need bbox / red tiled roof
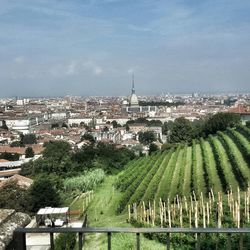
[0,174,33,189]
[229,105,250,114]
[0,145,44,155]
[0,159,9,163]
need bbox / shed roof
[37,207,69,215]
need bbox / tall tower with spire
[129,74,139,106]
[131,73,135,94]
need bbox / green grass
[84,176,166,250]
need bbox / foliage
[64,169,105,192]
[182,146,192,196]
[0,180,29,212]
[62,122,68,128]
[147,120,162,127]
[1,120,8,130]
[51,123,59,128]
[10,141,22,147]
[25,147,34,158]
[117,153,160,212]
[155,147,181,201]
[111,120,121,128]
[200,138,222,193]
[43,141,71,160]
[208,135,238,191]
[227,128,250,164]
[0,152,20,161]
[138,101,184,107]
[21,133,37,145]
[73,142,135,174]
[141,149,173,203]
[127,152,166,206]
[126,118,162,127]
[55,233,76,250]
[246,121,250,128]
[217,131,250,190]
[162,120,174,135]
[138,131,156,145]
[22,140,134,176]
[149,143,159,155]
[203,112,240,136]
[81,133,95,143]
[28,174,61,212]
[169,117,194,144]
[191,140,206,195]
[115,126,250,208]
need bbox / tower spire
[132,73,135,94]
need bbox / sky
[0,0,250,97]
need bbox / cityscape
[1,0,250,249]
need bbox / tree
[138,131,156,145]
[125,124,130,131]
[203,112,241,136]
[29,174,61,212]
[25,147,34,158]
[0,180,29,212]
[21,133,37,145]
[162,121,174,135]
[111,120,121,128]
[81,133,95,143]
[1,120,8,130]
[62,122,68,128]
[149,143,159,155]
[0,152,20,161]
[10,141,22,147]
[169,117,194,144]
[43,141,71,161]
[51,123,59,129]
[102,126,109,132]
[147,120,162,127]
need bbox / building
[122,76,157,114]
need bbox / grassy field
[84,176,165,250]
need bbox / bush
[64,169,105,192]
[55,233,76,250]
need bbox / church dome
[129,93,139,106]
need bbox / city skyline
[0,0,250,97]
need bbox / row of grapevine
[192,140,206,195]
[200,138,222,193]
[168,147,185,199]
[127,151,168,206]
[217,131,250,189]
[115,157,145,190]
[117,154,158,192]
[117,152,162,212]
[115,126,250,209]
[227,128,250,164]
[155,147,182,202]
[141,149,174,204]
[236,125,250,141]
[208,135,238,191]
[182,146,192,196]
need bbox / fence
[13,227,250,250]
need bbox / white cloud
[14,57,25,63]
[127,68,134,74]
[93,66,103,75]
[66,61,78,75]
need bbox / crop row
[116,127,250,208]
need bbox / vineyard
[116,126,250,217]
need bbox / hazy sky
[0,0,250,97]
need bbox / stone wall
[0,209,31,249]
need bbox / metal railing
[13,227,250,250]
